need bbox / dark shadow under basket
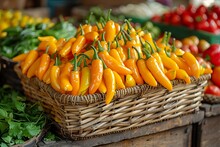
[0,56,23,92]
[203,94,220,104]
[14,64,211,140]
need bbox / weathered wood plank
[200,104,220,117]
[100,126,192,147]
[199,116,220,147]
[40,112,203,147]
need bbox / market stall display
[13,12,211,140]
[1,1,220,146]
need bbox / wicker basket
[0,56,23,92]
[14,64,210,140]
[203,94,220,104]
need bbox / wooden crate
[196,104,220,147]
[38,111,204,147]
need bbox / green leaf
[15,101,26,112]
[0,143,8,147]
[23,123,41,137]
[2,135,12,144]
[0,108,8,119]
[15,139,24,145]
[0,122,8,134]
[8,121,22,137]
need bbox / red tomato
[211,66,220,87]
[189,44,198,55]
[205,85,220,96]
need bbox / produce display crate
[14,64,211,140]
[38,111,204,147]
[152,22,220,44]
[196,104,220,147]
[0,56,23,92]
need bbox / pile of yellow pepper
[13,12,212,104]
[0,9,53,37]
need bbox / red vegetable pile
[151,4,220,34]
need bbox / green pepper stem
[95,22,101,30]
[100,58,107,69]
[72,54,78,71]
[80,24,84,36]
[142,49,151,60]
[97,40,105,52]
[107,9,112,21]
[127,48,131,59]
[171,38,176,52]
[132,46,141,59]
[125,19,132,30]
[91,45,99,59]
[107,42,111,52]
[153,40,161,52]
[145,41,155,54]
[101,32,106,41]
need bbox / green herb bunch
[0,85,46,146]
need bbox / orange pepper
[89,46,103,94]
[50,65,62,93]
[142,32,156,50]
[115,39,126,62]
[98,78,107,93]
[71,35,86,55]
[42,59,55,84]
[104,11,116,42]
[70,54,80,95]
[56,38,66,51]
[36,53,50,80]
[124,48,144,85]
[182,52,200,79]
[26,57,41,78]
[143,40,165,72]
[125,74,136,87]
[165,69,176,80]
[85,31,99,42]
[12,53,27,62]
[133,47,157,87]
[143,50,173,91]
[114,22,121,35]
[21,50,39,74]
[38,36,57,43]
[109,49,124,66]
[176,69,191,84]
[113,71,125,89]
[97,41,132,75]
[59,37,76,57]
[84,25,92,34]
[170,53,192,76]
[103,60,116,104]
[78,55,91,95]
[59,62,73,92]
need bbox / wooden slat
[39,111,204,147]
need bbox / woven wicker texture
[0,56,23,92]
[14,64,211,140]
[203,94,220,104]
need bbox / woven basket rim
[14,64,211,105]
[203,94,220,104]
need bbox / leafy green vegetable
[0,85,46,146]
[0,20,76,59]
